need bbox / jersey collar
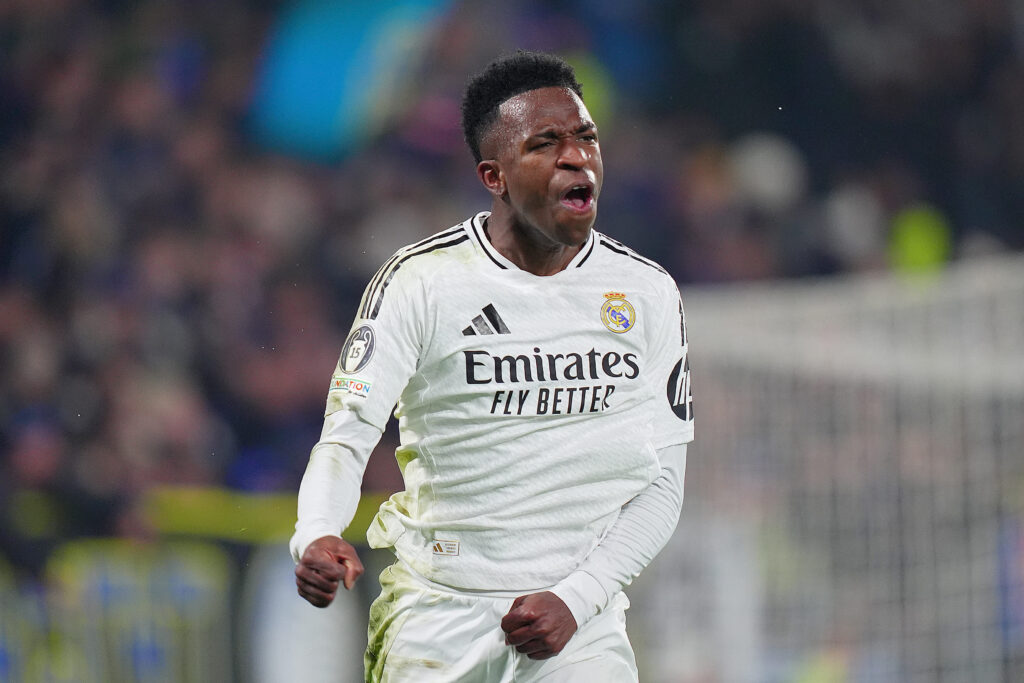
[469,212,597,273]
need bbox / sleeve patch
[666,354,693,421]
[329,376,372,398]
[339,325,375,374]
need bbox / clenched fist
[501,591,578,660]
[294,535,364,607]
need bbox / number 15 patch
[339,325,375,374]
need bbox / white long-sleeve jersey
[292,212,694,606]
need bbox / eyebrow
[529,122,597,140]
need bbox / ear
[476,160,506,199]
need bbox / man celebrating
[291,51,694,682]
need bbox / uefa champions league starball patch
[600,292,635,333]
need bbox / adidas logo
[462,303,510,336]
[432,540,460,556]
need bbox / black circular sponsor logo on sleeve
[339,325,375,374]
[666,355,693,421]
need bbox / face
[479,87,603,249]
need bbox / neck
[484,207,585,276]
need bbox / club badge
[600,292,635,333]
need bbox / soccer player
[291,51,694,682]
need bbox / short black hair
[461,51,584,163]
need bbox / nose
[556,140,590,170]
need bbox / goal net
[630,254,1024,683]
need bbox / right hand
[294,535,364,607]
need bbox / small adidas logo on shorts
[432,540,460,556]
[462,304,510,336]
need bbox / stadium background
[1,0,1023,681]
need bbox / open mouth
[560,184,594,212]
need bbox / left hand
[500,591,578,660]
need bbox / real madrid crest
[600,292,635,333]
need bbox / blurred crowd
[1,0,1022,575]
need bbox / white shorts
[365,562,638,682]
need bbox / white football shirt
[320,212,693,591]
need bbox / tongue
[563,190,588,209]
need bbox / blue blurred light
[248,0,451,162]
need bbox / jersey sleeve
[324,252,426,431]
[551,442,687,626]
[290,254,424,562]
[289,410,383,561]
[646,275,694,449]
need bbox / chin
[564,209,597,235]
[557,220,594,246]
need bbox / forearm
[551,443,687,626]
[289,410,382,562]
